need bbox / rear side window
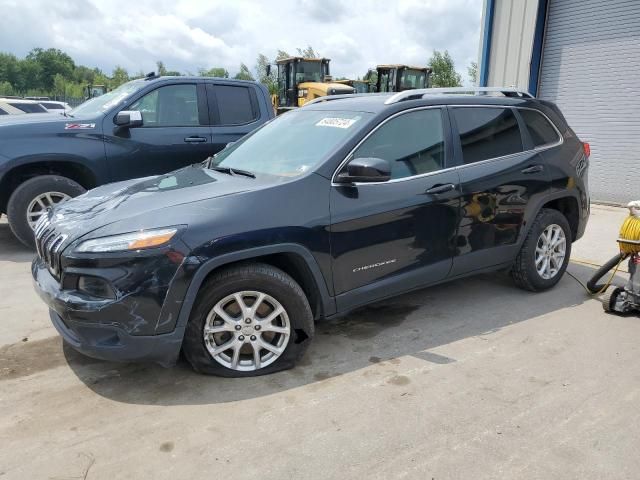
[10,102,47,113]
[214,85,257,125]
[0,107,7,115]
[352,108,445,180]
[453,107,523,164]
[519,109,560,147]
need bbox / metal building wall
[537,0,640,204]
[481,0,539,91]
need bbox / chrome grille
[34,217,67,280]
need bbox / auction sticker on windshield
[316,117,359,129]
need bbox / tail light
[583,142,590,157]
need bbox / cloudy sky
[0,0,483,81]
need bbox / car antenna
[145,71,157,80]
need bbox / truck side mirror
[266,65,271,77]
[115,110,143,128]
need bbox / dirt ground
[1,204,638,480]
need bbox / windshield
[400,69,427,89]
[70,80,146,117]
[212,109,373,177]
[295,61,327,83]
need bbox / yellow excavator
[367,65,432,93]
[269,57,355,114]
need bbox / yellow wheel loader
[269,57,355,114]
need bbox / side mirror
[337,157,391,183]
[114,110,143,128]
[266,65,272,77]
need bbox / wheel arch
[175,244,336,331]
[0,157,97,213]
[519,191,581,246]
[539,195,580,241]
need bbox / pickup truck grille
[34,218,67,280]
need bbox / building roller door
[538,0,640,204]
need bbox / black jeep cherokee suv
[32,88,590,377]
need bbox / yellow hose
[618,215,640,254]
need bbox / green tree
[52,73,67,97]
[16,58,42,91]
[233,63,254,81]
[111,66,129,87]
[468,61,478,85]
[255,53,277,94]
[199,67,229,78]
[0,81,14,96]
[156,61,168,76]
[296,46,319,58]
[428,50,462,88]
[26,48,75,90]
[0,53,20,86]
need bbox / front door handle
[184,136,207,143]
[425,183,456,195]
[521,165,544,174]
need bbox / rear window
[519,109,560,147]
[214,85,257,125]
[10,102,47,113]
[40,102,64,109]
[453,107,523,164]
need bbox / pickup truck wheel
[511,208,572,292]
[7,175,85,248]
[183,263,314,377]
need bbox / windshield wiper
[229,168,256,178]
[209,165,255,178]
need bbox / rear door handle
[184,136,207,143]
[425,183,456,195]
[521,165,544,174]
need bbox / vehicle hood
[0,112,70,126]
[45,164,267,245]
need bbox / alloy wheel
[203,290,291,371]
[535,224,566,280]
[26,192,71,230]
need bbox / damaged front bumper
[31,250,199,366]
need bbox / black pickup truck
[0,74,274,247]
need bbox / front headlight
[75,227,178,253]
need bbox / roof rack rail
[384,87,534,105]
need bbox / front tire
[7,175,85,248]
[183,263,314,377]
[511,208,572,292]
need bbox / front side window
[453,107,523,164]
[130,84,199,127]
[351,109,445,180]
[214,85,256,125]
[213,109,373,177]
[519,109,560,147]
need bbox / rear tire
[183,263,314,377]
[511,208,572,292]
[7,175,85,248]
